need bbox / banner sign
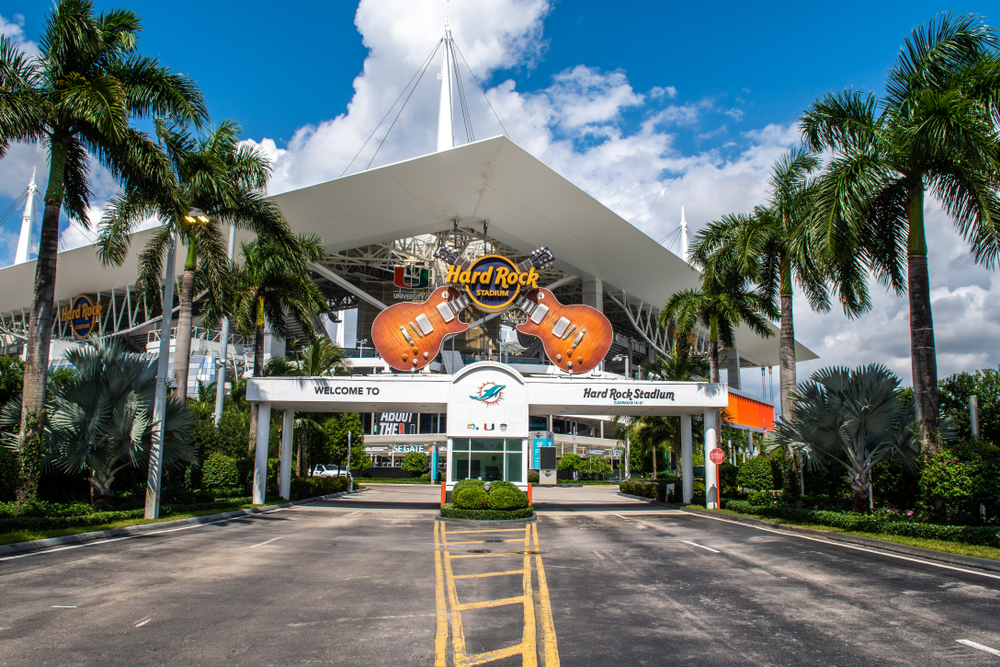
[374,412,417,435]
[446,255,540,312]
[392,444,425,454]
[587,448,604,456]
[63,294,103,338]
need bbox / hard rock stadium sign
[371,246,614,375]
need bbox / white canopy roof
[0,135,815,367]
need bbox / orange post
[441,482,446,507]
[716,463,721,509]
[527,482,533,506]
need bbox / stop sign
[709,448,725,465]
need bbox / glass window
[505,438,522,451]
[451,452,470,481]
[452,438,470,450]
[470,451,504,481]
[505,453,523,483]
[471,438,504,452]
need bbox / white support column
[748,430,755,457]
[703,410,718,509]
[681,414,693,504]
[15,166,37,265]
[279,409,294,500]
[253,402,272,505]
[436,20,454,152]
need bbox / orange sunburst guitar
[514,288,614,374]
[371,286,473,371]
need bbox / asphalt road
[1,485,999,666]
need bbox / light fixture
[184,207,210,224]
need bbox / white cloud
[0,13,38,57]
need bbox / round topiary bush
[736,455,775,491]
[454,486,490,509]
[453,478,485,496]
[487,486,529,510]
[202,452,240,490]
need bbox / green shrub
[453,478,485,496]
[488,486,529,510]
[420,473,430,481]
[527,471,540,484]
[736,456,775,491]
[439,503,534,520]
[401,452,429,473]
[202,453,241,490]
[454,487,490,509]
[289,476,350,501]
[747,490,774,507]
[618,481,663,501]
[0,447,19,502]
[722,501,1000,547]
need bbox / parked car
[312,464,349,477]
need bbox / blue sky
[0,0,998,392]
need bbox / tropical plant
[800,13,1000,452]
[230,234,328,454]
[556,452,583,471]
[938,366,1000,443]
[97,119,294,401]
[0,338,196,507]
[614,416,673,478]
[659,264,777,384]
[769,364,921,511]
[0,0,207,499]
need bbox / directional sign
[709,448,725,465]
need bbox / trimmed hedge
[440,503,534,521]
[724,500,1000,547]
[619,481,663,501]
[0,498,251,534]
[202,452,241,490]
[487,485,529,510]
[289,476,351,500]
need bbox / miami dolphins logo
[470,381,505,406]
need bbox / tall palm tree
[229,234,328,453]
[770,364,921,512]
[691,149,862,419]
[0,0,206,486]
[801,13,1000,453]
[658,266,777,384]
[97,119,295,402]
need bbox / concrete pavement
[1,484,999,666]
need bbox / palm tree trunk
[906,186,939,454]
[651,440,657,478]
[297,430,308,476]
[849,470,869,513]
[173,242,198,402]
[247,321,266,456]
[778,269,803,495]
[708,314,720,384]
[19,144,67,503]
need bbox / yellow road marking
[452,570,523,580]
[533,523,560,666]
[434,521,449,667]
[434,520,559,666]
[447,539,509,546]
[445,528,526,534]
[457,595,527,611]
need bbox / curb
[617,492,668,504]
[679,505,1000,574]
[0,488,367,557]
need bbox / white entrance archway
[247,362,730,507]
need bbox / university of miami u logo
[393,266,429,289]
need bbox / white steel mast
[14,166,37,264]
[436,6,454,152]
[680,205,689,264]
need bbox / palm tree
[800,13,1000,453]
[0,0,207,464]
[691,149,869,419]
[770,364,921,512]
[229,234,328,453]
[97,119,295,402]
[658,265,777,384]
[1,337,196,508]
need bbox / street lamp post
[145,208,209,520]
[213,223,237,423]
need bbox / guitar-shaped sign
[371,285,473,371]
[371,246,554,372]
[513,288,614,374]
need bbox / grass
[696,507,1000,563]
[0,503,264,547]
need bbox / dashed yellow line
[452,569,523,580]
[434,521,449,667]
[533,522,560,666]
[457,595,527,611]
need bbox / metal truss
[605,291,711,359]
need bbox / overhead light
[184,207,210,224]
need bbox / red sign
[709,448,725,465]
